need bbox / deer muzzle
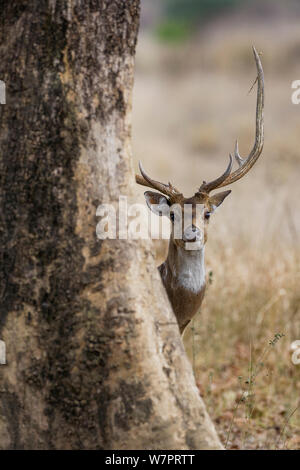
[183,225,203,243]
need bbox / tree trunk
[0,0,222,450]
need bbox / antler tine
[136,161,182,199]
[218,46,264,188]
[234,139,244,167]
[199,154,233,194]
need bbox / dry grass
[132,14,300,449]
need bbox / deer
[136,47,264,334]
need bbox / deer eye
[204,211,211,220]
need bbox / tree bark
[0,0,222,449]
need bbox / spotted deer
[136,47,264,334]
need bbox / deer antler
[198,154,233,194]
[136,161,183,200]
[199,46,264,194]
[136,47,264,199]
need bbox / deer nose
[183,225,203,242]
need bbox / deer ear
[209,190,231,211]
[144,191,170,216]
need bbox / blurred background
[132,0,300,450]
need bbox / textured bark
[0,0,222,449]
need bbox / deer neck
[165,241,206,294]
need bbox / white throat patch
[176,247,205,293]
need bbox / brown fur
[159,260,206,334]
[145,191,231,333]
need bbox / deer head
[136,47,264,251]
